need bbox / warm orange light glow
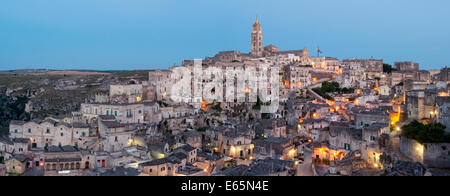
[299,118,304,123]
[313,113,319,118]
[312,77,317,82]
[230,146,236,153]
[390,105,401,130]
[284,81,290,88]
[296,82,302,87]
[244,88,250,94]
[356,89,362,95]
[438,92,449,97]
[201,99,210,111]
[354,99,359,106]
[39,162,44,167]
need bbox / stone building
[80,102,145,124]
[5,154,32,175]
[0,137,29,155]
[353,108,389,129]
[283,65,312,90]
[9,119,90,149]
[342,58,383,73]
[251,18,263,57]
[0,164,5,176]
[395,61,419,71]
[138,145,198,176]
[212,158,294,176]
[138,157,182,176]
[255,119,287,138]
[436,67,450,81]
[207,126,255,160]
[436,96,450,133]
[263,44,278,56]
[400,137,450,169]
[148,70,173,101]
[310,57,341,71]
[298,118,330,141]
[97,116,134,153]
[253,137,297,160]
[361,123,389,144]
[194,151,224,175]
[43,145,83,176]
[329,126,363,151]
[109,82,143,104]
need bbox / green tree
[402,120,450,143]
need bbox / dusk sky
[0,0,449,70]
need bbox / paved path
[389,136,412,162]
[296,146,313,176]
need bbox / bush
[212,103,222,112]
[402,120,450,143]
[383,64,395,74]
[197,126,209,132]
[252,97,262,110]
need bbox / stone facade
[81,103,145,124]
[9,120,89,149]
[395,61,419,71]
[251,18,263,57]
[400,137,450,169]
[436,96,450,133]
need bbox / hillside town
[1,19,449,176]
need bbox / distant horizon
[1,0,449,71]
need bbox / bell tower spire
[251,18,263,57]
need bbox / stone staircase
[388,136,412,162]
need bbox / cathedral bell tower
[251,18,263,57]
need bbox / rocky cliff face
[0,70,150,136]
[0,95,30,135]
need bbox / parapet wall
[400,136,450,168]
[423,143,450,168]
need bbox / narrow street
[297,147,313,176]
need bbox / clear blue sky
[0,0,449,70]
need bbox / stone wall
[400,136,450,168]
[423,143,450,168]
[400,136,423,163]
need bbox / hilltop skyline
[1,0,450,71]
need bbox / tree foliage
[402,120,450,143]
[383,64,396,74]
